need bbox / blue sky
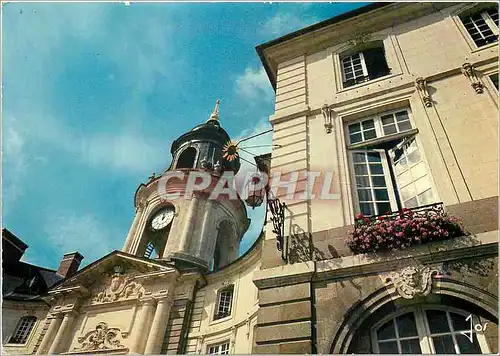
[2,2,369,270]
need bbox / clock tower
[121,101,249,272]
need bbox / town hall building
[3,2,499,354]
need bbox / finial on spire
[207,99,220,122]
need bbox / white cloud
[82,132,165,173]
[260,12,317,37]
[42,211,115,266]
[235,67,273,100]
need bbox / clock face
[151,208,175,231]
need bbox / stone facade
[3,2,498,355]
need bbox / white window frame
[371,306,491,354]
[345,108,415,146]
[208,340,230,355]
[457,5,499,49]
[345,108,439,216]
[213,285,234,321]
[341,52,368,83]
[349,149,399,216]
[6,316,38,345]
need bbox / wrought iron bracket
[268,197,287,261]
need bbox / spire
[207,99,220,123]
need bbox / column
[36,314,63,355]
[47,312,76,354]
[122,207,144,253]
[130,299,156,354]
[179,194,199,252]
[197,200,214,262]
[144,298,174,354]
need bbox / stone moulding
[74,322,125,352]
[415,77,432,107]
[461,62,484,94]
[385,264,439,299]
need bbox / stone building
[2,2,498,355]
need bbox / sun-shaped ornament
[222,141,240,162]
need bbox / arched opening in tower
[176,147,197,169]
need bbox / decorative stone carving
[75,322,125,351]
[93,266,144,304]
[461,62,484,94]
[321,104,335,134]
[415,77,432,107]
[386,265,438,299]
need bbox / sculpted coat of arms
[93,266,143,303]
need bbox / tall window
[208,341,230,355]
[346,109,437,216]
[341,43,391,88]
[214,286,234,320]
[8,316,37,344]
[373,307,490,354]
[460,6,499,47]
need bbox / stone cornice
[253,231,498,289]
[259,3,457,87]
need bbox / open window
[460,5,498,47]
[346,109,437,216]
[214,285,234,320]
[340,41,391,88]
[176,147,197,169]
[8,316,37,344]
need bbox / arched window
[176,147,197,169]
[9,316,37,344]
[372,306,490,354]
[214,285,234,321]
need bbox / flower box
[346,203,466,254]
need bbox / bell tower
[122,101,249,272]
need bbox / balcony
[346,203,466,255]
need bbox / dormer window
[460,6,498,47]
[341,42,391,88]
[214,285,234,320]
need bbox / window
[144,242,156,258]
[373,307,490,354]
[176,147,197,169]
[341,43,391,88]
[460,6,499,47]
[490,73,499,89]
[208,341,230,355]
[9,316,37,344]
[214,286,233,320]
[346,109,437,216]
